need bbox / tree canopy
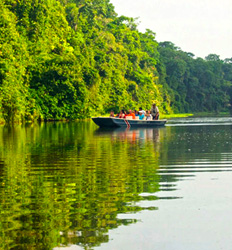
[0,0,232,123]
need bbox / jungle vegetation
[0,0,232,123]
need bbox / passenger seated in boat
[110,110,115,117]
[146,110,152,120]
[139,107,146,115]
[126,109,135,119]
[134,110,139,120]
[118,110,125,118]
[125,115,132,120]
[138,110,145,120]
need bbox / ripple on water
[0,122,232,250]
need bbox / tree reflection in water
[0,122,171,250]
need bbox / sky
[110,0,232,60]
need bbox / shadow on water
[0,120,232,249]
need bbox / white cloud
[110,0,232,59]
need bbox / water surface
[0,119,232,250]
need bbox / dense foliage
[0,0,232,123]
[158,42,232,113]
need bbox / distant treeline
[0,0,232,123]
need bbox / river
[0,118,232,250]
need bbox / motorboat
[92,117,167,128]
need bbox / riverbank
[1,112,231,126]
[193,112,231,117]
[161,113,193,119]
[162,112,232,119]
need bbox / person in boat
[138,110,145,120]
[134,110,139,116]
[126,109,135,119]
[146,110,152,120]
[139,107,146,115]
[134,110,139,120]
[110,110,115,117]
[151,103,159,120]
[118,110,125,118]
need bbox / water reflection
[0,123,164,250]
[0,122,232,250]
[95,127,162,143]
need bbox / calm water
[0,119,232,250]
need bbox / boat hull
[92,117,167,128]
